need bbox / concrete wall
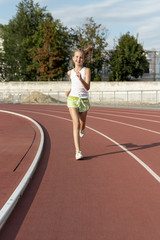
[1,81,160,106]
[1,81,160,93]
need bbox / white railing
[0,90,160,107]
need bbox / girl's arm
[65,89,71,97]
[65,70,71,97]
[76,68,91,91]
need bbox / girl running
[66,46,93,160]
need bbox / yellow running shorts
[67,96,90,112]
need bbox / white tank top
[69,67,88,98]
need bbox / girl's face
[73,50,85,67]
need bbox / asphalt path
[0,104,160,240]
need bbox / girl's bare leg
[69,108,80,152]
[79,111,88,131]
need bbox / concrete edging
[0,110,44,230]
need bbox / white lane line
[86,125,160,183]
[4,108,160,135]
[90,111,160,124]
[91,109,160,118]
[27,108,160,125]
[36,109,160,135]
[88,115,160,135]
[0,110,44,230]
[11,109,160,183]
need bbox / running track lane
[0,110,43,229]
[1,104,160,239]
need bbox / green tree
[28,19,72,81]
[109,32,149,81]
[0,0,52,81]
[74,17,108,81]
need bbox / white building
[145,50,160,81]
[0,36,4,80]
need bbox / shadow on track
[0,126,51,240]
[81,142,160,161]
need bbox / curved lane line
[14,109,160,183]
[90,111,160,124]
[86,125,160,183]
[0,110,44,230]
[91,109,160,118]
[37,109,160,134]
[88,115,160,135]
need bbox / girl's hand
[65,90,71,97]
[76,71,82,80]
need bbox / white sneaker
[75,151,83,160]
[79,130,85,138]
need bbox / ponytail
[73,45,93,59]
[83,45,93,58]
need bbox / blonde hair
[74,45,93,59]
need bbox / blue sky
[0,0,160,51]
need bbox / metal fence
[0,90,160,108]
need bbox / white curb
[0,110,44,230]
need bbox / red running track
[1,104,160,240]
[0,110,41,210]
